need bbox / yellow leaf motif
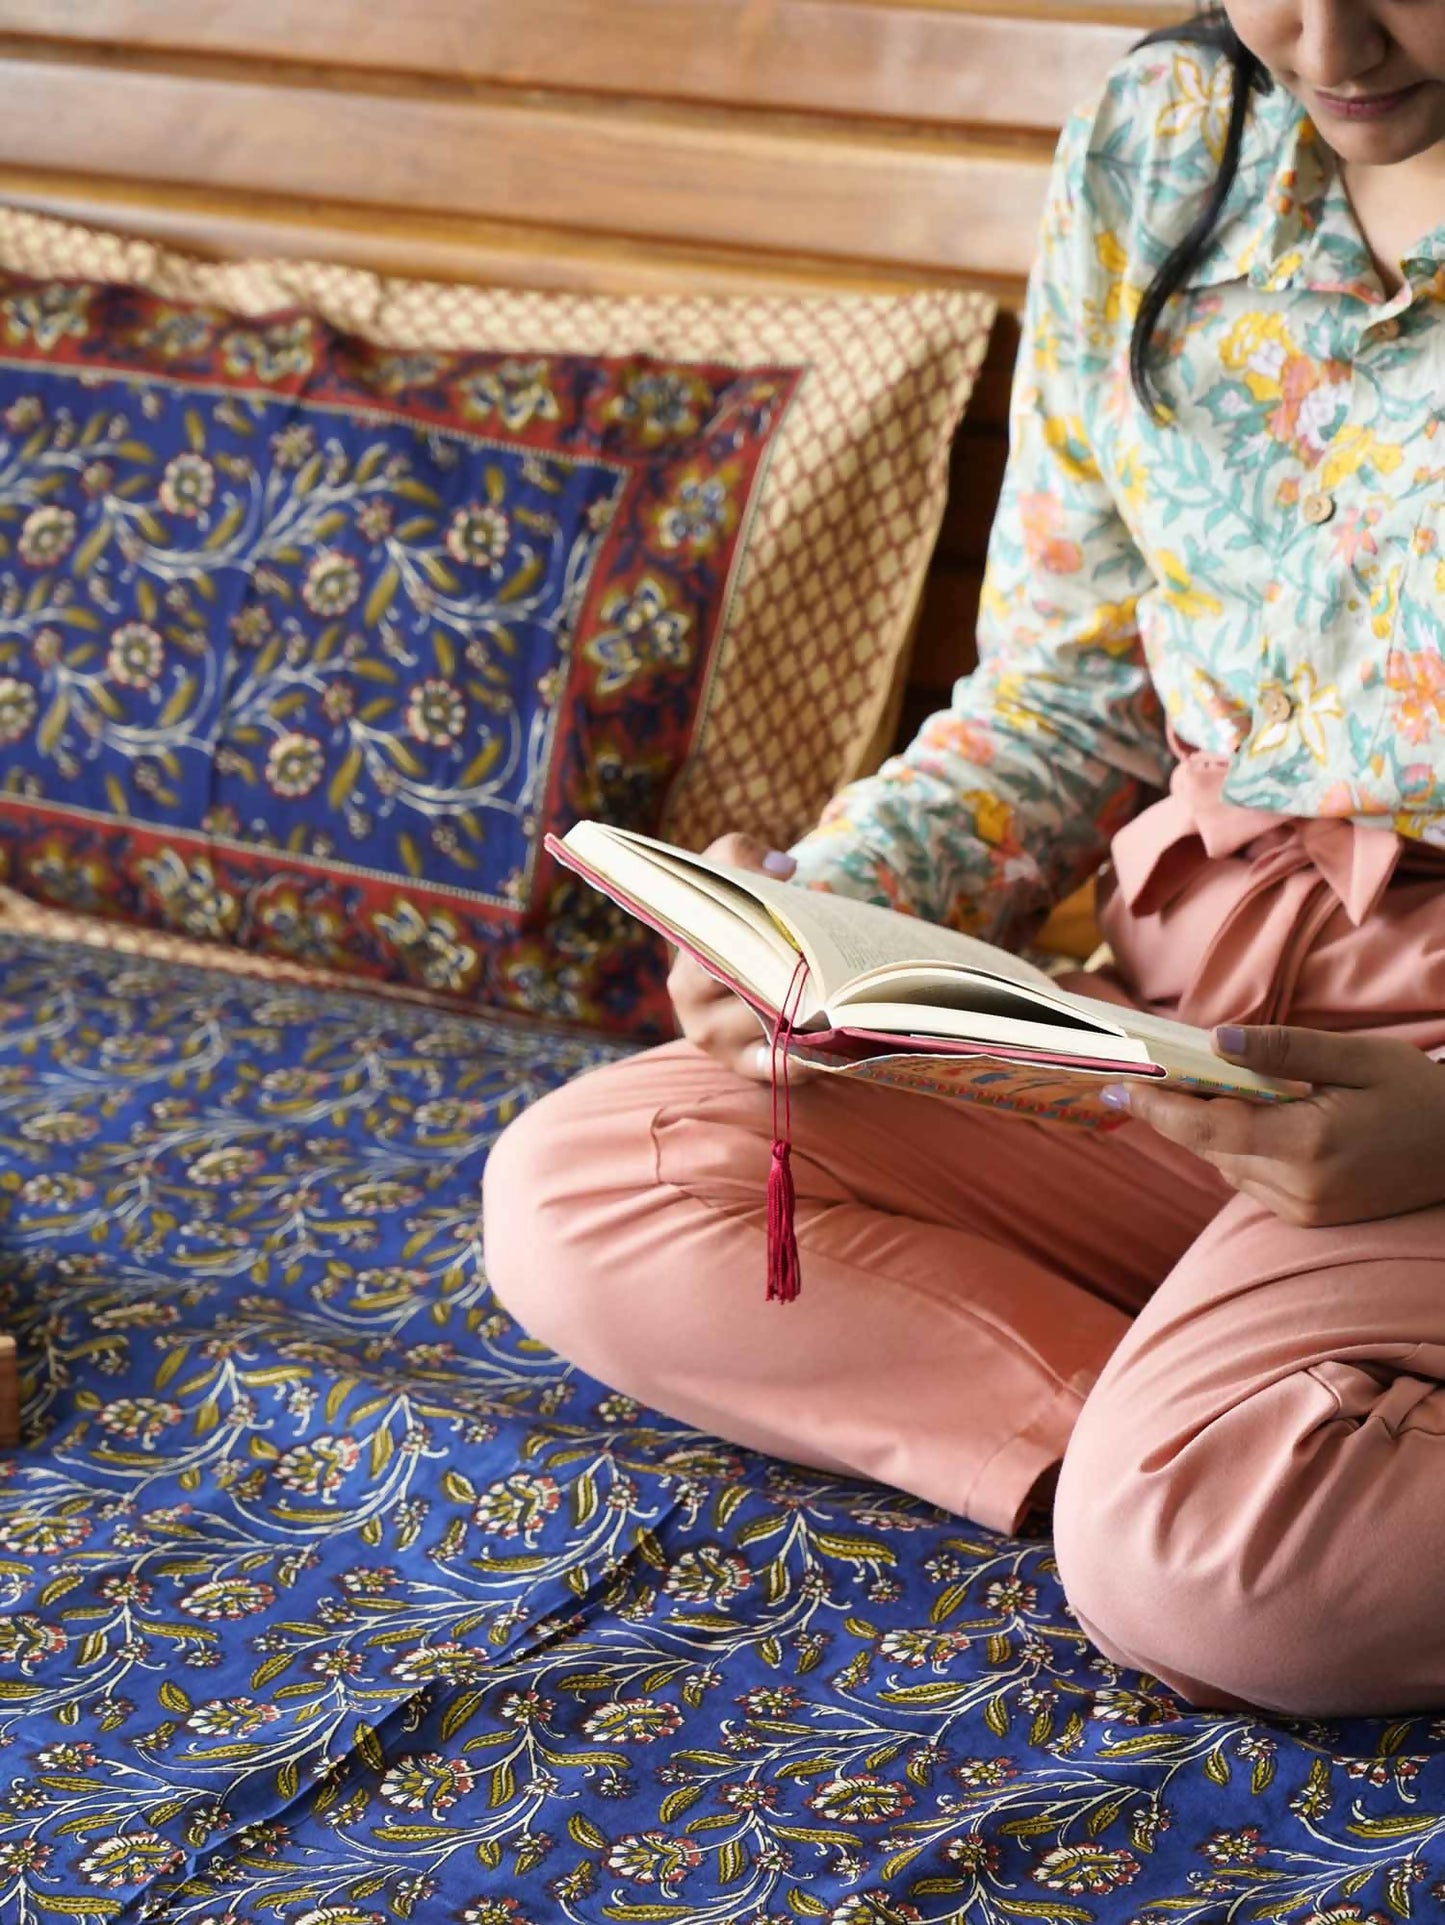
[1114,448,1149,522]
[993,670,1050,736]
[1268,248,1306,287]
[1043,417,1101,485]
[1317,426,1404,493]
[978,574,1011,630]
[1095,232,1128,277]
[966,790,1015,847]
[1031,309,1062,378]
[1075,598,1140,657]
[1155,550,1223,621]
[1095,231,1141,328]
[1369,564,1399,640]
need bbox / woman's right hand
[667,833,805,1083]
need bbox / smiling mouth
[1314,81,1427,118]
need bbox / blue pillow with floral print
[0,273,804,1034]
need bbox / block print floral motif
[652,468,739,556]
[793,41,1445,937]
[0,273,803,1031]
[207,435,622,904]
[0,931,1439,1921]
[0,282,92,352]
[1385,644,1445,744]
[1250,663,1345,763]
[584,575,693,696]
[459,356,561,432]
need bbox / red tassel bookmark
[766,958,809,1303]
[766,1140,800,1303]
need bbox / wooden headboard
[0,0,1173,736]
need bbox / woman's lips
[1314,80,1426,120]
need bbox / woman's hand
[668,833,810,1084]
[1106,1026,1445,1227]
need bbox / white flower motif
[1249,663,1343,764]
[107,622,165,689]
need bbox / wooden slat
[0,50,1058,282]
[0,2,1161,133]
[0,166,1029,303]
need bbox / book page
[1091,1001,1309,1100]
[1026,980,1308,1100]
[582,824,1058,1010]
[680,849,1060,1001]
[560,823,805,1013]
[832,999,1148,1065]
[827,961,1123,1034]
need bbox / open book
[548,821,1305,1128]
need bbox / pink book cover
[785,1039,1140,1130]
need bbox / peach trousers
[484,759,1445,1715]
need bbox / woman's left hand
[1107,1026,1445,1228]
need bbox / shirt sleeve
[788,106,1172,946]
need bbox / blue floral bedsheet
[0,929,1439,1925]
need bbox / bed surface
[0,929,1437,1922]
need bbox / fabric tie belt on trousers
[1096,752,1445,1038]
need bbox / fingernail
[762,850,796,877]
[1214,1026,1247,1056]
[749,1042,773,1080]
[1099,1084,1131,1111]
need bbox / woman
[485,2,1445,1717]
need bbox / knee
[481,1048,689,1366]
[480,1076,599,1329]
[1052,1392,1395,1718]
[1051,1419,1253,1711]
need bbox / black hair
[1128,9,1271,414]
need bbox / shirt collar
[1187,82,1445,299]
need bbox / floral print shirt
[791,41,1445,939]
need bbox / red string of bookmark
[766,957,810,1303]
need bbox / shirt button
[1301,489,1335,525]
[1259,686,1293,725]
[1373,316,1401,340]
